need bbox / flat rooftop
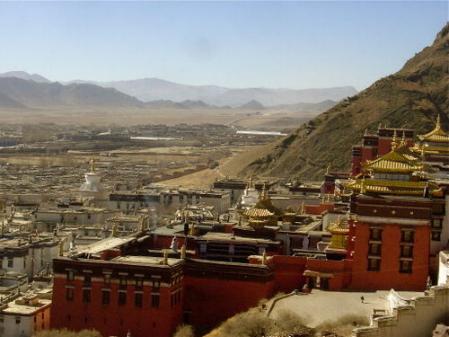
[2,296,51,315]
[113,255,182,267]
[268,289,422,328]
[199,232,278,245]
[78,236,135,254]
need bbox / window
[401,230,414,243]
[65,288,74,301]
[151,294,160,308]
[15,317,21,324]
[119,277,127,290]
[432,231,442,241]
[369,228,382,241]
[83,289,91,303]
[66,270,75,282]
[367,258,380,271]
[152,280,160,290]
[83,274,91,287]
[320,277,329,290]
[432,219,442,229]
[102,290,110,305]
[400,245,413,258]
[400,260,413,273]
[103,274,111,286]
[135,278,143,290]
[118,292,127,306]
[369,243,381,256]
[7,257,13,268]
[135,293,143,308]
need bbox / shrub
[173,324,195,337]
[34,329,102,337]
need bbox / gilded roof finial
[260,183,268,201]
[262,249,267,265]
[400,131,406,147]
[59,239,64,256]
[299,201,305,215]
[163,249,169,265]
[89,158,95,173]
[180,244,186,259]
[326,164,331,175]
[391,130,398,151]
[360,176,366,194]
[111,223,118,237]
[436,114,441,130]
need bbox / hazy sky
[0,1,447,90]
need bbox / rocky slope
[244,24,449,180]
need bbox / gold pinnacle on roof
[391,130,398,151]
[360,176,366,194]
[111,223,118,237]
[180,244,186,259]
[400,131,406,147]
[163,249,169,265]
[418,114,449,143]
[261,183,268,200]
[90,159,96,172]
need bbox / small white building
[0,237,60,277]
[0,292,51,337]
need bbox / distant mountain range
[76,78,357,107]
[0,71,50,83]
[0,77,142,108]
[0,71,356,110]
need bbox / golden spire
[89,159,96,173]
[436,114,441,130]
[360,176,366,194]
[262,249,267,265]
[59,239,64,256]
[391,130,398,151]
[259,183,268,201]
[299,201,305,215]
[400,131,406,147]
[163,249,168,265]
[180,244,186,259]
[326,164,331,175]
[111,223,118,237]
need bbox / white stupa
[240,178,259,210]
[80,159,105,200]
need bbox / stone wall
[353,286,449,337]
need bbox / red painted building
[348,195,432,291]
[51,255,184,337]
[351,127,414,176]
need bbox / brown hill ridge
[243,23,449,180]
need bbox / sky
[0,1,447,90]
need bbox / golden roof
[244,208,274,218]
[345,178,438,196]
[327,220,349,250]
[418,115,449,143]
[363,147,421,173]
